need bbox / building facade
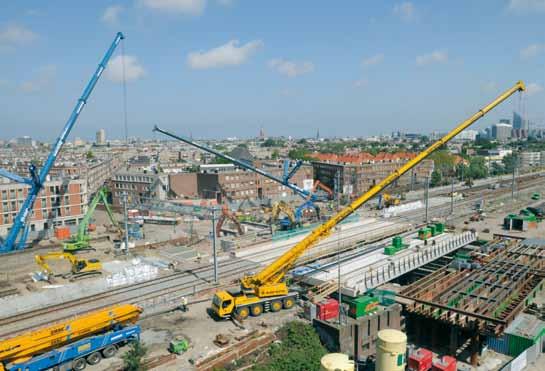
[108,171,169,208]
[0,179,87,236]
[169,164,314,202]
[311,152,434,196]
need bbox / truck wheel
[283,297,295,309]
[236,307,249,320]
[86,352,102,365]
[251,304,263,317]
[102,345,118,358]
[271,300,282,312]
[73,358,87,370]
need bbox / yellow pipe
[242,81,525,289]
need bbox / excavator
[216,204,245,237]
[210,81,525,319]
[377,192,401,209]
[271,200,318,230]
[35,251,102,281]
[63,186,121,253]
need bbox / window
[397,354,404,366]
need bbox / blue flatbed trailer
[4,325,140,371]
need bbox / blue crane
[152,126,329,202]
[0,32,124,253]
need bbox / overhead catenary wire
[121,38,129,144]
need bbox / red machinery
[408,348,433,371]
[432,356,457,371]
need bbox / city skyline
[0,1,544,140]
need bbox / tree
[252,321,327,371]
[467,156,488,179]
[430,170,443,187]
[271,149,280,160]
[122,341,148,371]
[86,150,95,160]
[502,153,518,173]
[288,149,311,161]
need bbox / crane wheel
[271,300,282,312]
[283,297,295,309]
[73,358,87,370]
[86,352,102,365]
[251,304,263,317]
[236,307,249,320]
[102,345,118,358]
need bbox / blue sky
[0,0,544,140]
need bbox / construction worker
[179,296,188,312]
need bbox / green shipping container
[418,228,432,240]
[435,223,445,234]
[428,224,437,236]
[506,334,533,357]
[347,296,380,319]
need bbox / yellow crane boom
[0,304,141,367]
[211,81,525,319]
[241,81,525,291]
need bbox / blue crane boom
[0,32,124,253]
[153,126,327,202]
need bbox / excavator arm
[240,81,525,291]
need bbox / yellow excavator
[378,192,401,209]
[35,251,102,281]
[210,81,525,319]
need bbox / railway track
[1,175,544,339]
[0,257,260,338]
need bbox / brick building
[311,152,434,196]
[0,179,87,236]
[108,171,169,208]
[169,163,314,202]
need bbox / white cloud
[105,55,146,83]
[268,59,314,78]
[362,54,384,67]
[0,24,37,51]
[19,65,56,93]
[416,50,448,66]
[187,40,263,69]
[354,78,368,88]
[526,82,543,96]
[140,0,206,15]
[393,2,416,21]
[520,43,545,59]
[102,5,124,25]
[508,0,545,12]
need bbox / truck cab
[211,291,235,318]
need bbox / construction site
[1,30,545,371]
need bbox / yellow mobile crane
[211,81,526,319]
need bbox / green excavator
[63,186,121,253]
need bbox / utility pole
[336,226,342,324]
[424,175,430,223]
[450,176,455,215]
[122,192,129,255]
[211,207,218,284]
[511,154,517,200]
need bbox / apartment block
[0,179,87,236]
[311,152,434,196]
[108,171,169,208]
[168,164,314,202]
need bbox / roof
[309,151,416,164]
[229,145,254,164]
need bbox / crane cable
[121,39,129,144]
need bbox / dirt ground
[95,298,300,370]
